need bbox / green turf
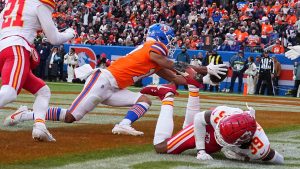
[131,161,201,169]
[0,145,153,169]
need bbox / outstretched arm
[194,110,213,160]
[37,5,75,45]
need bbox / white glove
[203,75,218,86]
[293,75,296,80]
[196,150,213,160]
[206,59,227,79]
[221,148,245,161]
[64,28,76,38]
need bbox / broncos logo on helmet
[147,23,176,58]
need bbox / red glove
[184,67,203,88]
[30,47,40,69]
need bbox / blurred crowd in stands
[1,0,300,53]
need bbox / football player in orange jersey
[141,84,284,164]
[0,0,75,141]
[4,23,227,137]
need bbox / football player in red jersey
[0,0,75,141]
[141,85,284,164]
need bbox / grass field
[0,82,300,169]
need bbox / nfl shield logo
[160,25,169,32]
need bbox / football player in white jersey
[140,85,284,164]
[0,0,75,141]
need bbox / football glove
[196,150,213,160]
[206,59,227,79]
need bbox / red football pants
[166,124,222,154]
[0,46,45,94]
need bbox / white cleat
[3,105,29,126]
[32,122,56,142]
[112,124,144,136]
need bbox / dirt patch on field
[1,109,300,164]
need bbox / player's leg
[22,71,55,141]
[183,85,200,128]
[64,70,113,122]
[103,89,151,136]
[0,46,30,107]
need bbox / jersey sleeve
[150,42,168,57]
[248,123,271,160]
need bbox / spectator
[272,56,281,95]
[293,61,300,97]
[58,45,66,81]
[64,48,78,83]
[271,40,285,54]
[97,53,111,69]
[229,50,248,93]
[222,28,237,51]
[176,46,190,64]
[261,19,274,44]
[36,38,51,80]
[244,56,258,95]
[255,51,274,95]
[47,47,61,82]
[190,52,203,67]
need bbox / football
[209,65,228,83]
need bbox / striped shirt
[259,57,274,73]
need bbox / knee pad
[0,85,17,107]
[36,85,51,99]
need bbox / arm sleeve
[36,5,74,45]
[194,111,208,150]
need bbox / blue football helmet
[147,23,176,58]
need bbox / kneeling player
[141,85,284,164]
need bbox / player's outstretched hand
[196,150,213,160]
[206,60,227,79]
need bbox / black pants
[255,71,274,95]
[293,80,300,97]
[209,85,219,92]
[229,71,243,93]
[272,76,279,95]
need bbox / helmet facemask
[166,35,176,58]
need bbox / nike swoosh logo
[11,112,22,120]
[259,149,266,156]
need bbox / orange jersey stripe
[162,101,173,106]
[40,0,56,9]
[189,91,199,97]
[167,127,194,150]
[12,46,22,89]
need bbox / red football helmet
[214,113,257,147]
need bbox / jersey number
[2,0,25,29]
[250,136,264,155]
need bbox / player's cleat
[3,106,29,126]
[140,84,178,100]
[112,124,144,136]
[32,122,56,142]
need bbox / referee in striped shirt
[255,51,274,95]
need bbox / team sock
[153,97,174,145]
[119,102,150,125]
[45,107,67,122]
[183,85,200,128]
